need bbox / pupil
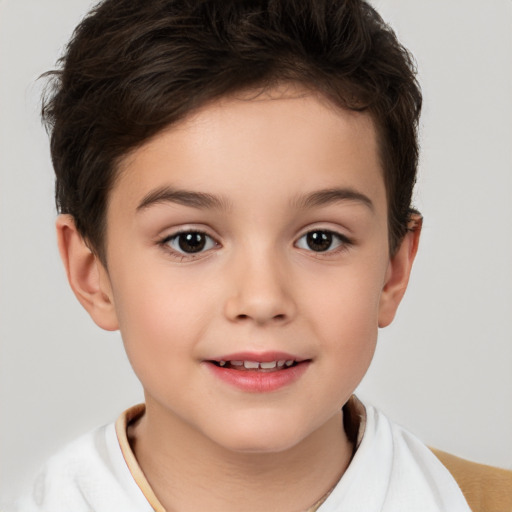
[307,231,332,252]
[178,233,206,253]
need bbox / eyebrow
[292,187,374,211]
[136,185,373,213]
[137,186,231,211]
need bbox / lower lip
[205,361,310,393]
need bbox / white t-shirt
[10,399,471,512]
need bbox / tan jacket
[432,449,512,512]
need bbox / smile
[213,360,297,371]
[205,353,311,392]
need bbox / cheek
[300,259,384,360]
[109,263,214,371]
[306,260,383,321]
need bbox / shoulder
[36,424,112,481]
[322,401,472,511]
[12,422,152,512]
[431,448,512,512]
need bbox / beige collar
[115,396,366,512]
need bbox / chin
[207,418,310,455]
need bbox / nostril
[235,313,287,322]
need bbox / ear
[378,213,422,328]
[56,214,119,331]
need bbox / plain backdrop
[1,0,511,501]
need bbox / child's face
[75,87,413,453]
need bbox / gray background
[1,0,511,501]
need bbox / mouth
[209,359,302,372]
[204,353,311,392]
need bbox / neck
[129,399,353,512]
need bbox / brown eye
[296,230,347,253]
[179,232,206,252]
[306,231,333,251]
[166,231,216,254]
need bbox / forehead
[112,87,386,218]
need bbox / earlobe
[56,214,119,331]
[378,214,422,328]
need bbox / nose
[223,249,297,326]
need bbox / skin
[57,86,420,512]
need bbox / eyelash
[160,230,218,260]
[295,230,352,255]
[159,228,352,260]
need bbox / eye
[164,231,217,254]
[295,230,348,253]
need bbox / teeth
[217,359,296,369]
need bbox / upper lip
[207,351,309,363]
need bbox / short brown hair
[42,0,422,261]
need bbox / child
[10,0,511,511]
